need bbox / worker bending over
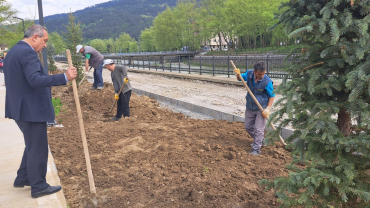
[234,62,275,156]
[103,59,132,121]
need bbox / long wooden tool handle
[230,61,264,111]
[78,67,92,87]
[66,49,97,194]
[230,60,286,146]
[110,79,128,112]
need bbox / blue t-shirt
[240,71,275,97]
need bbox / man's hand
[262,106,271,118]
[234,68,241,75]
[124,78,128,84]
[65,67,77,81]
[115,94,119,101]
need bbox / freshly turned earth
[48,79,291,208]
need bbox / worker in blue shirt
[234,62,275,156]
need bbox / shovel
[78,66,92,87]
[230,60,287,146]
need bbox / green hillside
[41,0,178,41]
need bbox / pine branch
[297,62,325,73]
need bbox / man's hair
[254,62,265,72]
[24,25,47,39]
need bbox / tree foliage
[49,32,66,55]
[142,0,290,51]
[260,0,370,207]
[62,12,84,82]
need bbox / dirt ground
[55,62,283,117]
[48,74,292,208]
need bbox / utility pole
[38,0,48,74]
[13,17,25,35]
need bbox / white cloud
[7,0,109,20]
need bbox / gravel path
[56,62,282,118]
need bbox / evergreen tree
[62,11,83,82]
[47,42,57,71]
[260,0,370,207]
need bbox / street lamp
[13,17,25,35]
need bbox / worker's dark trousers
[116,90,132,118]
[14,120,49,193]
[93,61,104,88]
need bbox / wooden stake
[66,49,97,194]
[230,60,287,146]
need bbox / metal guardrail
[54,54,291,79]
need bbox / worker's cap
[76,45,83,53]
[103,59,114,66]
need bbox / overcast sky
[8,0,109,20]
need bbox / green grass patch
[52,97,63,116]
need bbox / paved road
[0,72,67,208]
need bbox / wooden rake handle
[78,66,92,87]
[230,60,287,146]
[66,49,97,194]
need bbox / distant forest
[40,0,178,41]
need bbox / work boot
[97,86,104,90]
[111,117,121,121]
[249,150,260,156]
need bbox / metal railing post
[246,55,248,72]
[155,57,157,71]
[227,55,230,77]
[266,55,270,75]
[200,56,202,75]
[178,56,181,73]
[162,57,164,71]
[212,56,215,76]
[188,55,190,74]
[170,59,172,72]
[148,56,150,70]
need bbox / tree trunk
[337,108,352,136]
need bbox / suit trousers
[116,90,132,118]
[244,109,266,154]
[14,120,49,193]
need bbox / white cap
[103,59,114,66]
[76,45,83,53]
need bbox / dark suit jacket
[3,41,66,122]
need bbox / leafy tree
[261,0,370,207]
[89,38,106,53]
[198,0,229,49]
[115,32,137,52]
[139,27,156,51]
[49,32,66,55]
[62,11,84,82]
[0,0,17,42]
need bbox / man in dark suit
[3,24,77,198]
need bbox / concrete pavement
[126,68,282,88]
[0,73,67,208]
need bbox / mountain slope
[42,0,178,41]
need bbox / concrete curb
[127,68,282,88]
[132,87,294,139]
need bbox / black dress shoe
[13,181,30,188]
[31,185,62,198]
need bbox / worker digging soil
[234,62,275,156]
[103,59,132,121]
